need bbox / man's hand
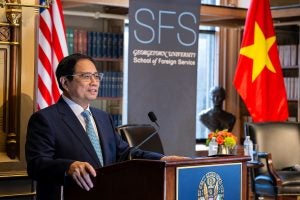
[160,155,190,161]
[67,161,97,191]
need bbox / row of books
[284,77,299,100]
[66,28,124,59]
[278,44,298,68]
[98,71,123,97]
[90,99,122,126]
[91,99,121,113]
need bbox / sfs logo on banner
[133,8,197,47]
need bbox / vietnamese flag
[233,0,288,122]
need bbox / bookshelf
[64,14,124,126]
[277,24,300,121]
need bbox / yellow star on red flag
[240,22,276,82]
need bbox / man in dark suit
[25,53,180,200]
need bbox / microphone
[118,112,160,162]
[148,111,160,128]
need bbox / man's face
[62,59,100,108]
[211,90,225,106]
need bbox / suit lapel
[56,98,101,166]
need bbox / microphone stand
[118,111,160,162]
[118,127,159,162]
[128,128,159,160]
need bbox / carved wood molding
[0,26,9,42]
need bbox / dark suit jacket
[25,97,163,200]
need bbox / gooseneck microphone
[148,111,160,127]
[118,112,161,162]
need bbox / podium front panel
[176,163,242,200]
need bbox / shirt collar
[62,94,91,117]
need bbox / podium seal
[197,172,224,200]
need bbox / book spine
[107,33,113,58]
[102,32,108,58]
[69,28,74,55]
[112,33,119,58]
[118,33,124,58]
[107,71,112,97]
[97,32,103,58]
[111,72,117,97]
[92,31,97,58]
[77,29,83,54]
[73,29,78,53]
[65,28,70,54]
[87,31,93,57]
[119,72,123,97]
[82,30,88,55]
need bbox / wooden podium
[64,155,249,200]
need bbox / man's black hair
[55,53,96,91]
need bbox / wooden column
[5,0,21,159]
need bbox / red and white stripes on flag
[37,0,68,109]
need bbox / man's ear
[60,77,69,91]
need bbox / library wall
[277,25,299,121]
[0,2,36,199]
[64,15,124,126]
[0,2,36,171]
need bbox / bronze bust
[199,86,236,132]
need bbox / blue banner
[177,163,242,200]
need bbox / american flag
[37,0,68,109]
